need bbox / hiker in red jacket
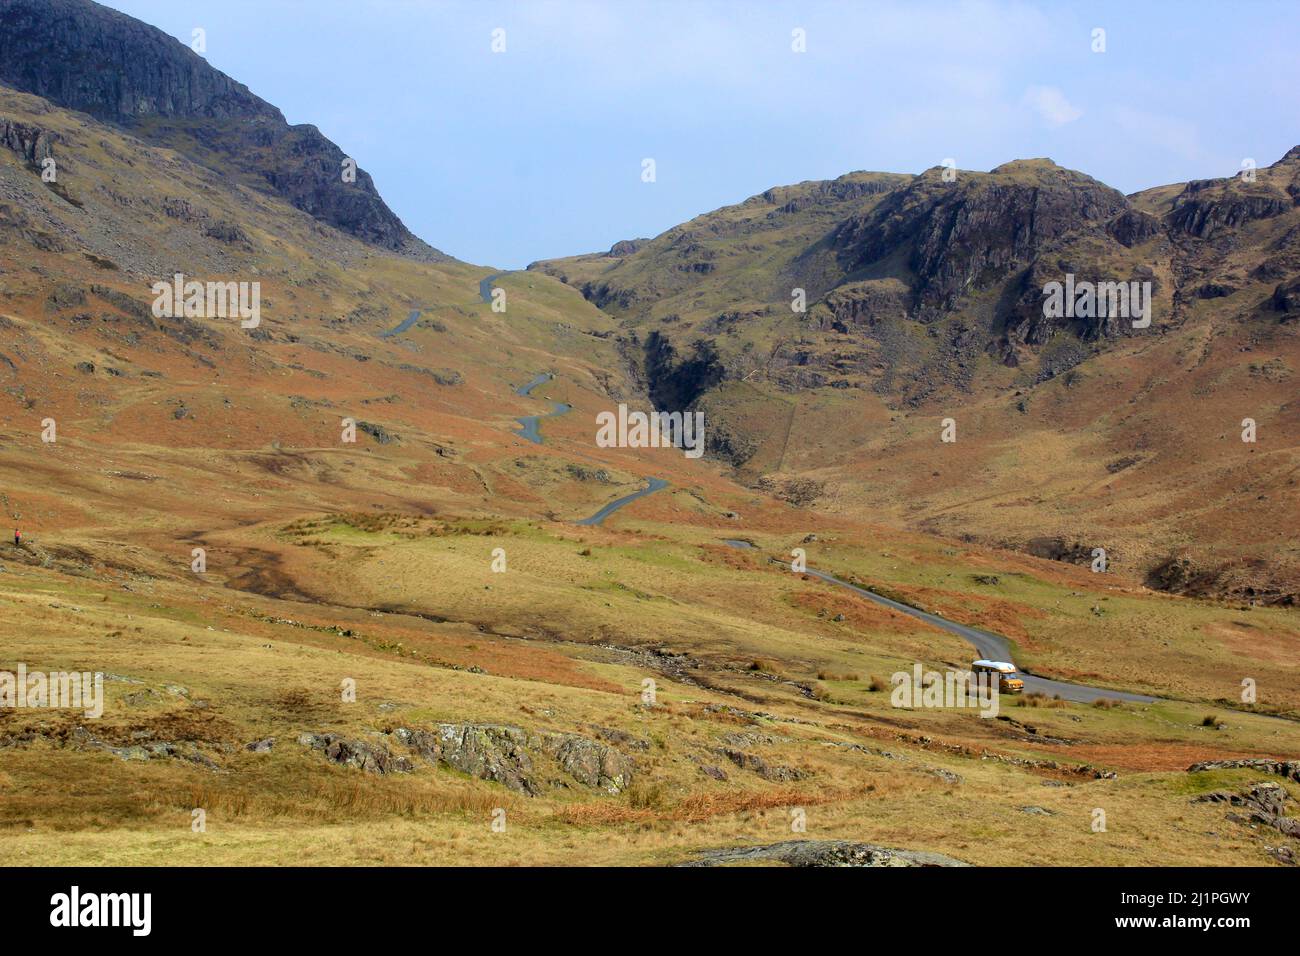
[13,528,20,547]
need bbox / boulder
[431,724,536,795]
[298,732,412,775]
[542,734,635,793]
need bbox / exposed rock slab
[679,840,970,868]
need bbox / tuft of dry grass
[816,670,860,681]
[1019,693,1068,709]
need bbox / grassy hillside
[533,153,1300,606]
[0,49,1296,867]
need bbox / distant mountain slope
[0,0,443,259]
[533,153,1300,604]
[535,152,1299,399]
[0,65,627,540]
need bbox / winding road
[576,477,670,526]
[513,368,667,525]
[378,308,423,339]
[513,372,571,444]
[391,276,1155,703]
[478,272,505,304]
[476,272,669,526]
[723,539,1156,705]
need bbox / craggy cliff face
[0,0,442,258]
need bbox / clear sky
[102,0,1300,269]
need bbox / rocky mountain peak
[0,0,278,123]
[1274,144,1300,166]
[832,161,1130,315]
[0,0,445,259]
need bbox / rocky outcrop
[642,331,725,411]
[1,724,221,770]
[721,748,805,782]
[1195,781,1300,842]
[355,421,399,445]
[1168,181,1294,239]
[540,734,635,793]
[0,0,270,120]
[1274,278,1300,314]
[832,162,1129,317]
[819,279,909,331]
[1187,758,1300,781]
[386,723,637,796]
[1146,554,1204,594]
[1000,257,1160,348]
[0,116,54,167]
[579,279,641,311]
[1019,536,1101,565]
[399,724,538,795]
[203,221,249,245]
[679,840,970,868]
[1147,557,1296,607]
[765,175,898,217]
[608,238,648,257]
[1106,208,1164,247]
[298,732,413,775]
[0,0,443,258]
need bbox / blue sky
[103,0,1300,269]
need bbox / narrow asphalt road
[513,372,571,444]
[478,272,505,304]
[723,540,1156,705]
[512,366,667,525]
[381,286,1155,704]
[378,308,422,338]
[576,477,670,526]
[475,272,670,525]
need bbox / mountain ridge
[0,0,444,259]
[531,149,1300,604]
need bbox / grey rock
[1196,781,1300,838]
[392,726,442,763]
[355,420,398,445]
[680,840,970,868]
[542,733,635,793]
[390,723,637,796]
[0,117,55,167]
[722,748,805,782]
[298,732,412,775]
[1187,758,1300,782]
[59,726,222,770]
[433,724,536,795]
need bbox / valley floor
[1,432,1297,866]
